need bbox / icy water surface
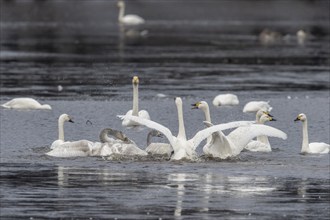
[1,0,330,219]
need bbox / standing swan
[119,97,252,161]
[192,101,286,158]
[117,0,145,26]
[1,98,51,110]
[294,113,329,154]
[122,76,150,127]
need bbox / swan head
[294,113,307,122]
[256,109,273,118]
[259,114,276,123]
[132,76,139,85]
[175,97,183,106]
[117,0,124,8]
[191,101,208,110]
[60,114,74,123]
[42,104,52,110]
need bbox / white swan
[145,130,173,157]
[1,98,51,110]
[50,114,74,149]
[117,0,145,26]
[119,97,252,161]
[294,113,329,154]
[46,114,94,157]
[243,101,272,113]
[212,94,239,106]
[192,101,286,159]
[244,114,279,152]
[92,128,147,157]
[122,76,150,127]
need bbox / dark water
[1,0,330,219]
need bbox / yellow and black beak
[294,116,300,122]
[263,111,274,117]
[191,102,200,109]
[269,117,276,121]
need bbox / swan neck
[132,83,139,116]
[301,119,310,152]
[118,3,125,22]
[58,117,65,141]
[177,102,187,140]
[203,105,211,123]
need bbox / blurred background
[1,0,329,99]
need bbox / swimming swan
[122,76,150,127]
[192,101,286,158]
[117,0,145,26]
[243,101,272,113]
[1,98,51,110]
[50,114,74,149]
[92,128,147,157]
[294,113,329,154]
[46,114,95,157]
[119,97,252,161]
[212,94,239,106]
[145,130,173,157]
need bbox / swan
[118,97,252,161]
[192,101,286,158]
[145,130,173,157]
[243,101,272,113]
[92,128,147,157]
[122,76,150,127]
[46,114,94,157]
[244,114,279,152]
[1,98,51,110]
[50,114,74,149]
[294,113,329,154]
[117,0,145,26]
[212,94,239,106]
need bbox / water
[1,0,329,219]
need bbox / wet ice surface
[1,0,330,219]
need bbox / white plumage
[212,94,239,106]
[295,113,329,154]
[1,98,51,110]
[243,101,272,113]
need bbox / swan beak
[294,117,300,122]
[191,102,199,109]
[264,111,274,117]
[270,117,276,121]
[69,119,74,123]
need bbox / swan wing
[122,15,145,25]
[228,124,287,151]
[191,121,253,150]
[117,115,175,146]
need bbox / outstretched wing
[227,124,287,151]
[117,115,175,147]
[190,121,253,150]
